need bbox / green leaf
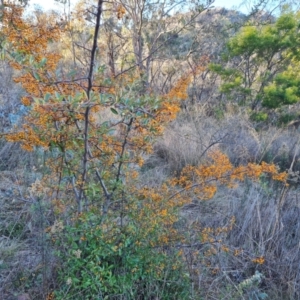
[29,55,34,64]
[40,57,47,67]
[110,107,118,115]
[44,93,51,102]
[55,91,61,100]
[33,72,40,81]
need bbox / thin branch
[47,77,88,85]
[74,42,92,52]
[115,6,208,79]
[78,0,104,211]
[113,117,134,192]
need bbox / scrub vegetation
[0,0,300,299]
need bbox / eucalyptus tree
[108,0,214,94]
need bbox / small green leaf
[44,93,51,102]
[55,91,61,100]
[110,107,118,115]
[29,55,34,64]
[33,72,40,81]
[40,57,47,67]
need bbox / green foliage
[227,26,260,56]
[211,10,300,112]
[277,112,297,125]
[263,67,300,108]
[250,112,268,122]
[237,271,267,300]
[54,213,190,300]
[209,63,239,78]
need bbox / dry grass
[0,141,36,171]
[141,106,300,299]
[149,106,300,175]
[0,170,56,300]
[149,106,230,174]
[177,178,300,299]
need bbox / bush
[54,213,190,300]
